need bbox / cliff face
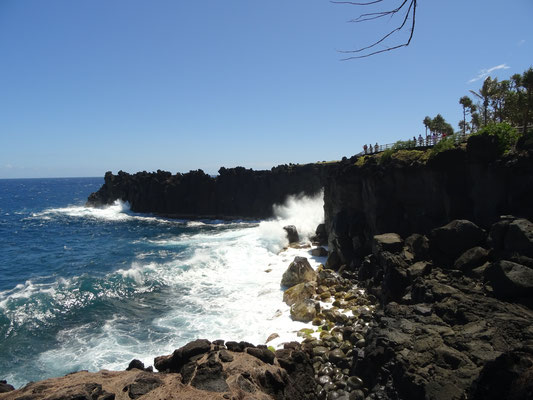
[324,139,533,268]
[87,164,329,219]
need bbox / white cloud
[517,39,526,46]
[468,64,510,84]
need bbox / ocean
[0,177,326,388]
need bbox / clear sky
[1,0,532,178]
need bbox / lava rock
[284,225,300,244]
[281,257,317,288]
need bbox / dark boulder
[190,360,229,392]
[405,234,430,261]
[454,247,490,272]
[126,359,145,371]
[325,250,342,270]
[124,374,162,399]
[430,220,486,261]
[505,218,533,257]
[154,338,211,372]
[311,246,328,257]
[284,225,300,244]
[485,260,533,300]
[469,347,533,400]
[247,347,275,365]
[313,223,328,245]
[0,381,14,393]
[372,233,404,255]
[380,252,410,302]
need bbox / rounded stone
[319,365,334,376]
[346,376,364,390]
[328,348,346,364]
[313,346,329,357]
[318,375,332,386]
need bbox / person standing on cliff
[374,143,379,153]
[363,144,368,154]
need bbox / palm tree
[470,77,497,126]
[522,67,533,134]
[459,96,474,135]
[423,116,432,139]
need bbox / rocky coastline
[3,136,533,399]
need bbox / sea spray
[0,179,327,388]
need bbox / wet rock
[372,233,403,255]
[346,376,363,390]
[328,348,346,365]
[312,247,329,257]
[291,299,317,322]
[284,225,300,244]
[283,281,316,306]
[266,333,280,344]
[281,256,317,288]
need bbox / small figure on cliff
[418,134,424,146]
[363,144,368,154]
[374,143,379,153]
[368,144,373,154]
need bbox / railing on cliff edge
[358,132,472,156]
[360,124,533,156]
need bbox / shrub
[471,123,518,154]
[429,134,458,158]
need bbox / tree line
[423,67,533,138]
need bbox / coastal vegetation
[360,66,533,167]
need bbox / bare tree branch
[330,1,384,6]
[335,0,417,59]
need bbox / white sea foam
[6,191,331,386]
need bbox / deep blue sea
[0,177,325,388]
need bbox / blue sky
[1,0,532,178]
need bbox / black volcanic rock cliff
[324,141,533,269]
[87,164,329,219]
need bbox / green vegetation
[471,123,519,154]
[429,134,459,158]
[460,67,533,134]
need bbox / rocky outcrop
[0,340,316,400]
[324,143,533,270]
[87,164,328,219]
[349,217,533,399]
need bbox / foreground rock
[351,217,533,399]
[0,340,316,400]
